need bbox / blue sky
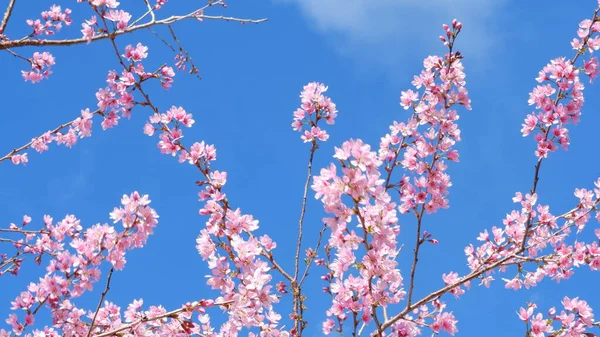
[1,1,600,336]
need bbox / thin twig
[294,140,317,281]
[292,140,318,336]
[299,223,327,287]
[168,25,201,78]
[262,250,294,282]
[148,28,176,51]
[142,0,156,22]
[87,267,115,337]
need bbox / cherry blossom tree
[1,1,600,337]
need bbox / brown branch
[0,255,20,273]
[92,300,233,337]
[149,28,176,51]
[293,143,317,276]
[87,267,115,337]
[262,250,294,282]
[4,47,29,62]
[298,222,327,287]
[0,9,267,50]
[168,25,201,78]
[142,0,156,23]
[292,139,318,336]
[0,0,16,34]
[0,227,46,234]
[380,253,515,334]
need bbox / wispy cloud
[280,0,508,73]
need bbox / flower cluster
[310,20,469,335]
[313,139,406,329]
[20,5,73,83]
[21,51,56,83]
[104,9,131,31]
[9,108,95,165]
[1,192,159,336]
[195,178,285,336]
[459,177,600,293]
[517,297,595,337]
[5,2,600,337]
[459,15,600,300]
[522,16,600,158]
[33,109,94,155]
[26,5,72,36]
[80,15,98,43]
[143,106,197,157]
[291,82,338,143]
[98,43,156,129]
[143,101,288,336]
[381,19,470,215]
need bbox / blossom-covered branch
[4,1,600,337]
[1,0,264,165]
[377,5,600,336]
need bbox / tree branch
[519,6,600,251]
[0,0,16,34]
[292,140,318,335]
[92,299,233,337]
[0,109,100,165]
[87,267,115,337]
[0,10,267,50]
[375,199,599,336]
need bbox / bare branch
[0,10,267,50]
[87,267,115,337]
[142,0,156,23]
[299,222,327,287]
[292,140,318,336]
[0,0,17,34]
[168,25,201,78]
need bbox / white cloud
[280,0,507,73]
